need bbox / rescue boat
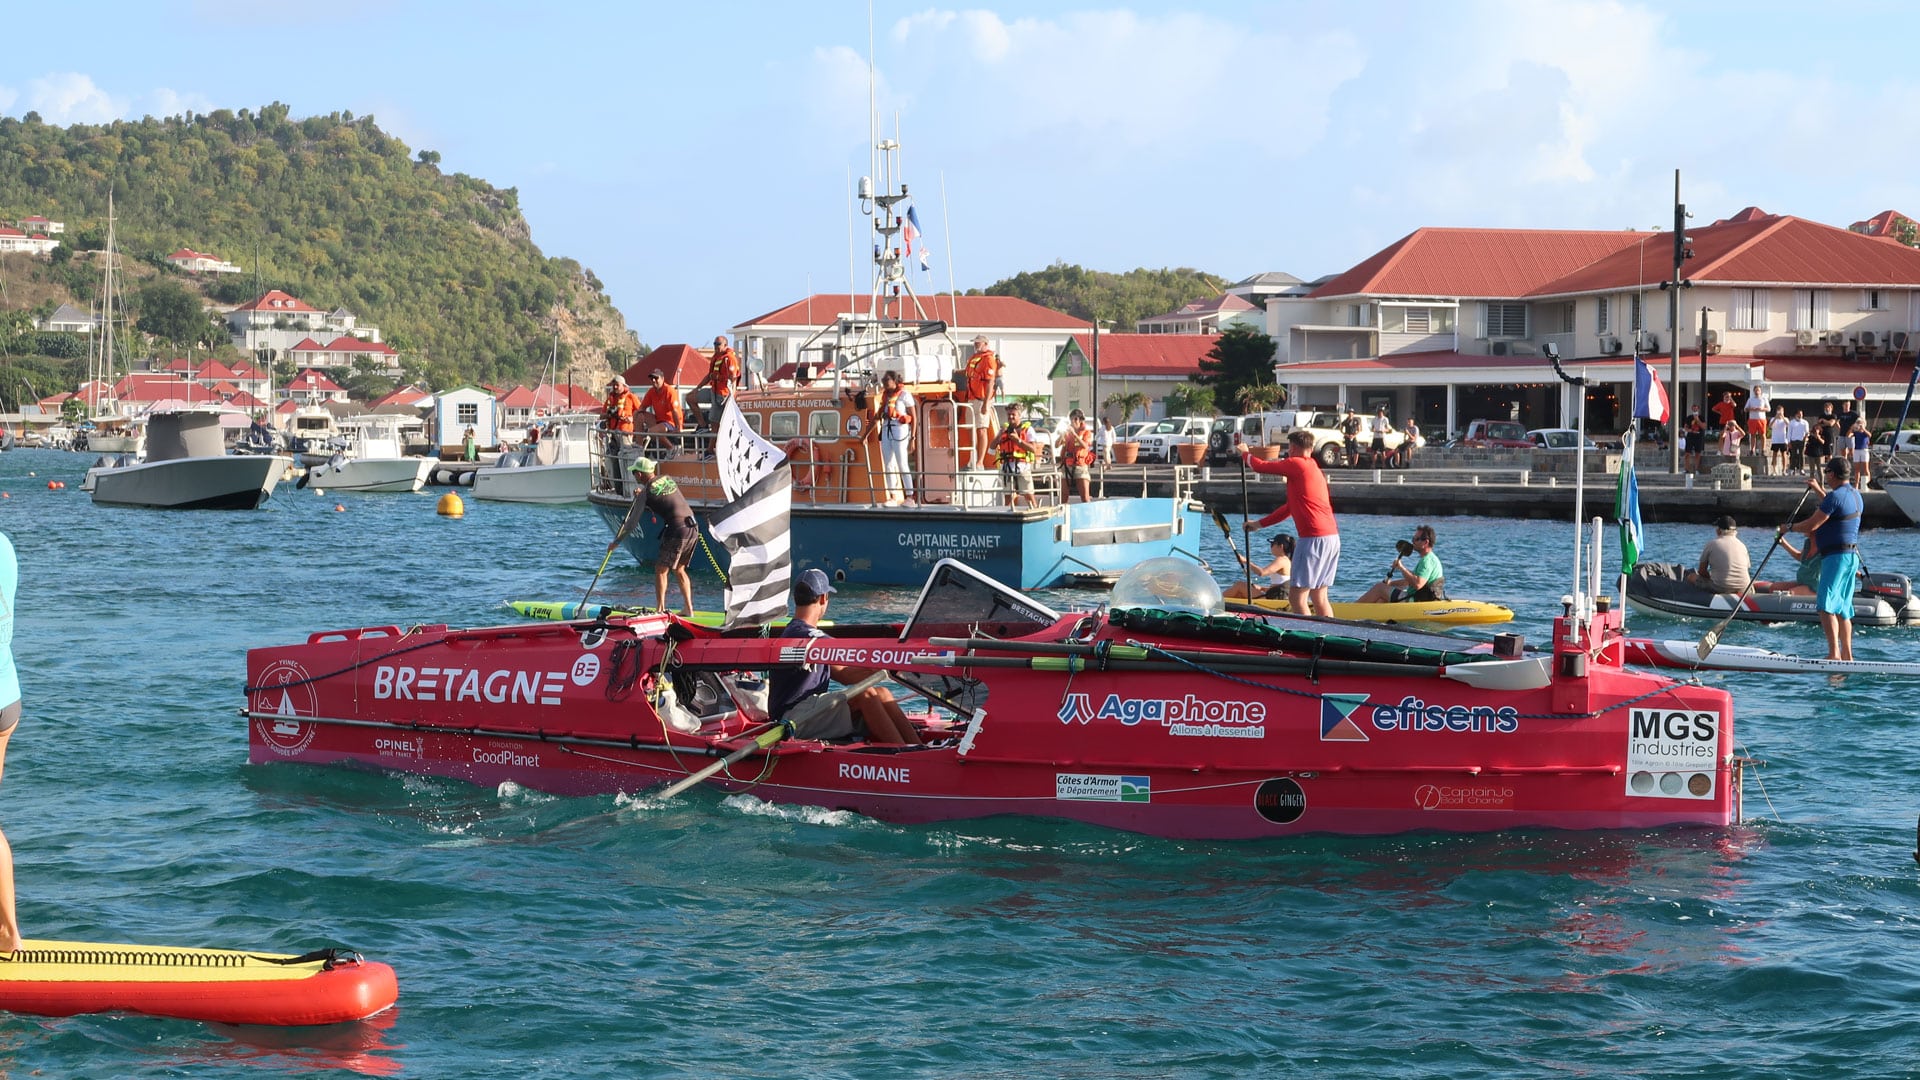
[0,941,398,1026]
[246,558,1740,840]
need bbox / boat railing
[586,426,1191,508]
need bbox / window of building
[1484,302,1528,338]
[1862,289,1889,311]
[1347,303,1374,327]
[1789,289,1831,331]
[456,403,478,425]
[1629,294,1643,332]
[1596,297,1611,334]
[1728,288,1769,331]
[1546,302,1575,335]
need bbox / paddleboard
[1624,638,1920,676]
[1236,596,1514,626]
[0,941,398,1026]
[506,601,825,628]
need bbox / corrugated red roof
[196,360,239,380]
[739,293,1086,330]
[532,384,599,410]
[1063,332,1218,377]
[323,335,395,355]
[289,368,344,391]
[498,385,539,407]
[287,337,326,352]
[234,290,320,313]
[1532,214,1920,295]
[1312,228,1648,300]
[227,389,266,407]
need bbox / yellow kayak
[1233,596,1514,626]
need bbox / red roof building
[1047,333,1219,421]
[1275,209,1920,437]
[623,344,710,387]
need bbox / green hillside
[978,262,1229,332]
[0,103,638,396]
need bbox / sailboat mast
[101,192,115,419]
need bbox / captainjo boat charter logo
[1055,692,1265,738]
[252,659,319,756]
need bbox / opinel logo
[1057,692,1096,725]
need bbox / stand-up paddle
[582,545,616,606]
[1697,486,1816,659]
[1211,508,1252,595]
[1238,456,1254,600]
[657,672,885,799]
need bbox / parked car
[1112,420,1155,442]
[1461,419,1531,449]
[1205,415,1269,464]
[1134,416,1211,463]
[1527,428,1600,451]
[1871,429,1920,461]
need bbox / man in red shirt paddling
[1238,428,1341,616]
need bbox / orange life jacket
[965,348,998,403]
[994,420,1036,464]
[710,347,741,398]
[603,388,640,432]
[1060,425,1094,467]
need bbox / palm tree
[1237,383,1285,413]
[1105,390,1148,424]
[1163,383,1215,418]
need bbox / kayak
[1233,596,1514,626]
[1625,561,1920,627]
[1624,637,1920,676]
[0,941,398,1025]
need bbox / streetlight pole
[1699,305,1712,434]
[1091,317,1101,423]
[1663,170,1693,473]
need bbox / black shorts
[656,525,698,571]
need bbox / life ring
[783,438,820,492]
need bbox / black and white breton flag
[709,399,792,628]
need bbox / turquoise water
[5,446,1920,1077]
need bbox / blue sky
[8,1,1920,349]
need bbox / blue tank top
[0,533,17,708]
[1814,485,1863,552]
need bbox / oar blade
[1696,628,1720,660]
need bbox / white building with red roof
[1136,293,1261,335]
[1047,333,1220,422]
[165,248,242,274]
[730,293,1091,402]
[226,290,384,357]
[0,225,58,256]
[286,334,401,375]
[284,368,348,405]
[1270,209,1920,437]
[16,216,62,234]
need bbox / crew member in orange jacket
[601,375,640,454]
[1238,428,1341,616]
[637,369,684,457]
[964,334,1000,456]
[692,335,742,428]
[1058,409,1096,503]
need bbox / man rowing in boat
[769,569,921,745]
[1355,524,1445,604]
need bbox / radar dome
[1110,557,1224,616]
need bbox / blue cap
[796,567,836,599]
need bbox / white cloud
[26,73,123,124]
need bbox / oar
[582,545,617,606]
[1210,507,1243,564]
[1697,486,1816,659]
[657,672,884,799]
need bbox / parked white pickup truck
[1133,416,1211,463]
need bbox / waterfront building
[1047,332,1219,422]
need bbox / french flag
[903,205,922,256]
[1634,356,1670,423]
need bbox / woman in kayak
[1223,534,1295,599]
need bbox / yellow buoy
[437,492,465,517]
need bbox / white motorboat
[1881,476,1920,525]
[288,407,343,466]
[300,415,433,493]
[90,410,290,510]
[472,414,598,504]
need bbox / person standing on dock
[1368,407,1392,468]
[1711,391,1738,434]
[1812,402,1840,468]
[1790,457,1864,661]
[609,457,698,617]
[1850,417,1873,489]
[1746,384,1771,463]
[0,531,23,953]
[1768,407,1790,477]
[1237,428,1340,616]
[1787,409,1810,474]
[1682,408,1706,473]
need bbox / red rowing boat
[244,559,1739,839]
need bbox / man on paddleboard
[609,458,698,617]
[1791,458,1864,661]
[1237,428,1340,616]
